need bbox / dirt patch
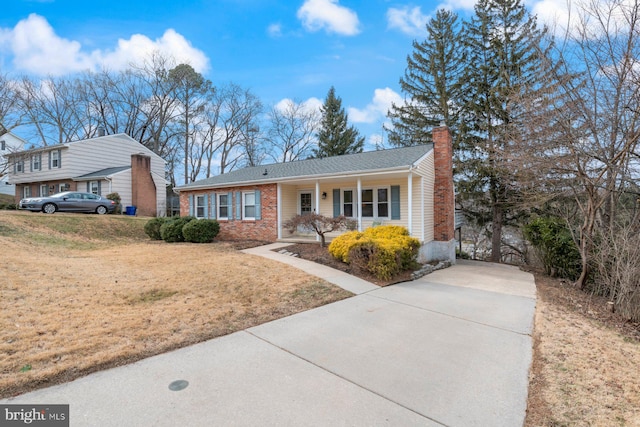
[525,272,640,426]
[281,243,414,287]
[0,213,351,399]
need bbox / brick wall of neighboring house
[131,154,157,217]
[179,183,278,242]
[15,181,75,201]
[432,125,455,242]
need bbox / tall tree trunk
[491,203,503,262]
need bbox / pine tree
[386,9,464,147]
[312,86,364,158]
[458,0,552,262]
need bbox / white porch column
[315,180,321,242]
[407,173,413,235]
[357,177,362,231]
[420,176,425,241]
[277,183,282,239]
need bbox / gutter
[174,165,414,193]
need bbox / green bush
[159,216,196,243]
[523,216,581,280]
[328,225,420,280]
[144,217,169,240]
[182,219,220,243]
[106,192,122,214]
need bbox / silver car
[19,191,117,214]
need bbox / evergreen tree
[312,86,364,158]
[387,9,464,147]
[458,0,553,262]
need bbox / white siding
[7,134,167,215]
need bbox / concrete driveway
[1,254,536,427]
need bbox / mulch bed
[276,243,414,287]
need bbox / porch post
[420,176,425,241]
[315,180,321,242]
[277,183,282,239]
[357,177,362,231]
[407,173,413,235]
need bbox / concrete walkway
[2,244,536,427]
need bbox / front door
[298,191,314,234]
[300,192,313,216]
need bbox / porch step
[277,249,299,257]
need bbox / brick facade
[131,154,157,217]
[433,126,455,242]
[180,183,278,242]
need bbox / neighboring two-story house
[5,133,166,216]
[0,130,27,196]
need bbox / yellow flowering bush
[328,225,420,280]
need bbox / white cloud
[297,0,361,36]
[348,87,403,124]
[529,0,573,35]
[275,97,323,114]
[267,23,283,38]
[387,6,430,36]
[0,14,209,76]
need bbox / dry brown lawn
[526,274,640,426]
[0,211,351,398]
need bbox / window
[51,150,60,168]
[40,185,48,197]
[243,192,256,219]
[59,183,68,192]
[23,186,31,198]
[361,187,390,218]
[0,140,5,151]
[16,158,24,173]
[195,195,206,218]
[218,194,229,219]
[32,154,41,171]
[343,190,355,217]
[89,181,99,195]
[361,189,374,217]
[377,188,389,217]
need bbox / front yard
[0,211,351,398]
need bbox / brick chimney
[418,125,456,264]
[131,154,157,217]
[433,125,455,242]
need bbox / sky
[0,0,567,149]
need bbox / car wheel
[96,205,108,215]
[42,203,57,214]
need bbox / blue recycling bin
[125,206,137,216]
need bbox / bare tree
[514,0,640,290]
[266,99,319,162]
[17,75,84,145]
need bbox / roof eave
[174,165,413,192]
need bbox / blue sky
[0,0,564,147]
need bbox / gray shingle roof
[176,144,433,191]
[74,166,130,180]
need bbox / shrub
[182,219,220,243]
[160,216,196,243]
[328,225,420,280]
[106,192,122,214]
[328,230,365,262]
[523,216,581,280]
[144,217,169,240]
